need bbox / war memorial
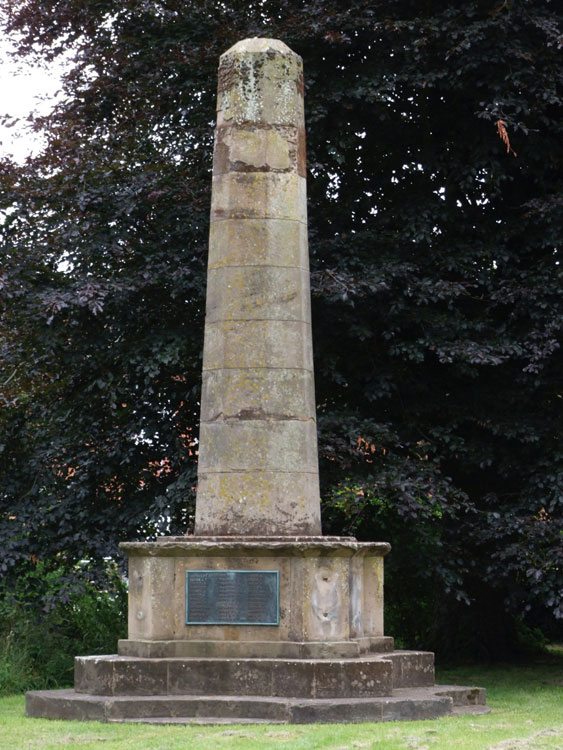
[26,38,488,724]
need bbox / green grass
[1,657,562,750]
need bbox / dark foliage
[0,561,127,693]
[1,0,562,658]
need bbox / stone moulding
[121,536,392,555]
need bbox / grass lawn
[0,655,561,750]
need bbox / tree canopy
[1,0,562,657]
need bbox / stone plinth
[122,537,388,647]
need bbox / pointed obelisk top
[221,37,296,57]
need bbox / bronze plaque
[185,570,279,625]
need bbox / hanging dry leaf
[496,119,518,157]
[489,1,509,16]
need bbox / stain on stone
[297,127,307,178]
[230,408,300,421]
[213,138,230,175]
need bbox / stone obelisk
[195,38,321,536]
[25,39,488,724]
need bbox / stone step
[374,650,435,688]
[117,636,395,659]
[75,650,435,699]
[26,686,488,724]
[433,685,488,706]
[111,717,287,724]
[74,654,395,698]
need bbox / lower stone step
[112,717,288,725]
[26,686,488,724]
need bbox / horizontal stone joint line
[202,366,314,372]
[211,217,308,226]
[209,263,309,273]
[218,164,295,175]
[216,118,305,127]
[205,320,311,325]
[207,318,311,325]
[199,469,319,475]
[210,217,307,225]
[215,122,301,130]
[204,410,315,422]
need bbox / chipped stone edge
[119,538,392,557]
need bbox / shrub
[0,561,127,695]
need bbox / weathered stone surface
[112,658,168,697]
[217,39,305,127]
[211,172,307,223]
[127,556,175,641]
[201,369,316,423]
[122,537,390,555]
[207,218,309,270]
[357,552,385,637]
[434,685,488,705]
[202,320,314,371]
[26,690,108,722]
[213,125,304,176]
[303,555,349,641]
[196,36,320,537]
[75,656,169,696]
[120,538,389,643]
[374,651,435,688]
[74,655,114,696]
[168,659,230,696]
[117,636,395,659]
[312,658,392,699]
[198,420,318,473]
[194,473,321,536]
[379,695,452,721]
[72,655,395,699]
[108,695,289,722]
[26,686,489,723]
[205,266,311,323]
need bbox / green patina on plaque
[185,570,280,625]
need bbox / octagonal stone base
[25,537,489,723]
[121,537,390,645]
